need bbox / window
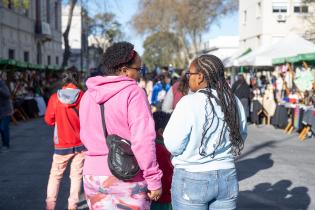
[56,56,59,65]
[272,2,288,13]
[256,2,262,18]
[8,49,15,59]
[243,10,247,25]
[46,0,50,23]
[24,51,29,62]
[294,5,309,13]
[37,43,42,64]
[54,2,58,30]
[47,55,51,65]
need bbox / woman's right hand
[147,188,162,201]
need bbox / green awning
[0,59,62,71]
[16,61,29,68]
[0,59,18,66]
[0,59,28,69]
[47,65,60,70]
[238,48,252,58]
[27,63,45,70]
[272,52,315,65]
[272,57,286,65]
[298,52,315,61]
[0,59,46,70]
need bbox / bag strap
[100,104,108,138]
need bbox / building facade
[201,36,240,61]
[0,0,62,67]
[239,0,315,51]
[62,5,88,71]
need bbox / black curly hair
[192,54,244,156]
[62,69,79,86]
[102,41,139,75]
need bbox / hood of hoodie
[86,76,137,104]
[57,83,81,106]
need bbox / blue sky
[88,0,239,55]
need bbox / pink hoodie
[80,76,162,190]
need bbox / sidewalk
[0,119,314,209]
[237,124,315,210]
[0,119,88,210]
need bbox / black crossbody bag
[100,104,140,181]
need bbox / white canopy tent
[237,34,315,66]
[223,48,252,67]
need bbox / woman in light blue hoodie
[163,55,247,210]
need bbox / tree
[142,31,185,69]
[62,0,78,68]
[87,12,123,51]
[132,0,238,64]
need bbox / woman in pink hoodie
[80,42,163,210]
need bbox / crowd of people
[1,41,249,210]
[1,39,315,209]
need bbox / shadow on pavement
[238,140,277,160]
[237,180,311,210]
[236,153,274,181]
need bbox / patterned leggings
[83,175,151,210]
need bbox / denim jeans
[171,168,238,210]
[0,115,11,148]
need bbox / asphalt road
[0,119,314,210]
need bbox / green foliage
[88,12,123,49]
[2,0,29,8]
[142,32,186,69]
[133,0,238,63]
[13,0,20,8]
[21,0,29,9]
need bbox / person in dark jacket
[0,74,13,151]
[232,74,250,118]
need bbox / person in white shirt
[163,54,247,210]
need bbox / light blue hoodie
[163,89,247,172]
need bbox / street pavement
[0,118,314,210]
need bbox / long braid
[195,55,244,156]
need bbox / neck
[198,81,208,90]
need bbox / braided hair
[192,54,244,156]
[102,41,138,75]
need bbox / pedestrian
[44,70,85,210]
[163,54,248,210]
[151,73,171,111]
[151,111,173,210]
[79,41,162,209]
[162,71,189,113]
[0,72,13,151]
[232,73,251,119]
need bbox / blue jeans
[171,168,238,210]
[0,116,11,148]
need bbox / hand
[147,188,162,201]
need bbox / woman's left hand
[147,188,162,201]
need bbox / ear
[197,73,205,85]
[119,66,128,76]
